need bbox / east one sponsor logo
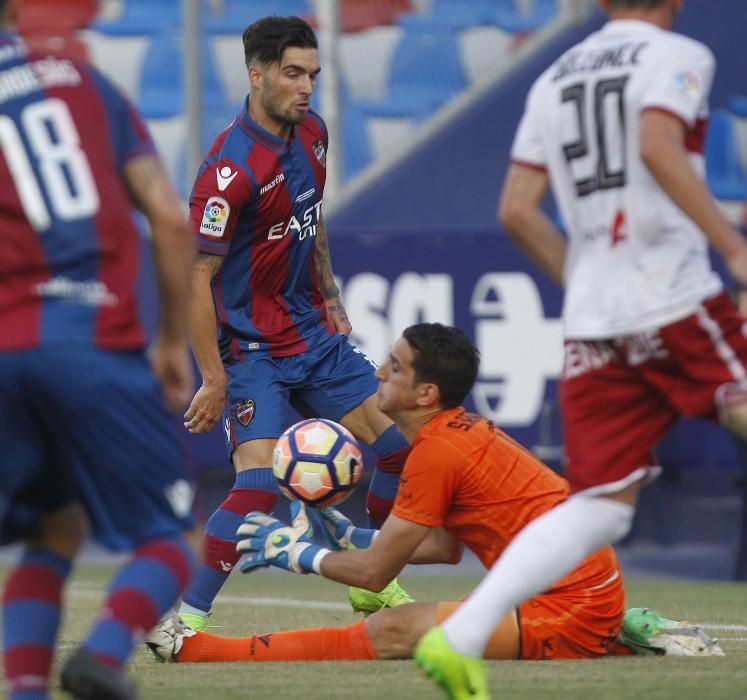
[267,200,322,241]
[339,271,562,426]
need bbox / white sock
[441,495,634,657]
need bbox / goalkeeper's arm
[315,514,430,592]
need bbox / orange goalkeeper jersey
[391,407,619,592]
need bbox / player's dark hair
[606,0,669,9]
[0,0,9,20]
[242,16,318,68]
[402,323,480,409]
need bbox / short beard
[262,91,306,129]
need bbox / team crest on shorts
[235,399,255,426]
[312,140,326,168]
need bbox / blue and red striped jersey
[190,99,334,359]
[0,31,155,351]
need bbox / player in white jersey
[414,2,747,697]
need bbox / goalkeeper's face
[375,336,422,418]
[258,47,321,128]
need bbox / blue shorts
[0,348,196,551]
[223,333,378,456]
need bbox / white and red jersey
[511,19,722,339]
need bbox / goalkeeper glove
[318,506,378,550]
[236,502,330,574]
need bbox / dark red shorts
[560,292,747,493]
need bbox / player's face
[258,47,320,128]
[375,337,419,417]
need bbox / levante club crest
[235,399,255,426]
[312,139,326,168]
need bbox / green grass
[1,564,746,699]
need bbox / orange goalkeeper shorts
[517,562,625,660]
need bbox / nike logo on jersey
[216,165,238,191]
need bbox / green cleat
[414,627,489,700]
[178,611,209,633]
[348,577,415,616]
[620,607,725,657]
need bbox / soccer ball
[273,418,364,507]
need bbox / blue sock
[2,548,71,700]
[84,537,195,669]
[182,468,278,615]
[367,425,411,527]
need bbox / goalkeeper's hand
[318,506,378,550]
[236,502,329,575]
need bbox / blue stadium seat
[355,29,466,120]
[204,0,313,34]
[729,95,747,118]
[492,0,559,34]
[705,109,747,201]
[398,0,497,31]
[340,104,372,180]
[93,0,180,36]
[137,33,227,120]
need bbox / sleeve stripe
[195,239,228,254]
[511,158,547,172]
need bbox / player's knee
[366,609,414,659]
[366,604,436,659]
[716,383,747,439]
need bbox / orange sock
[176,619,376,663]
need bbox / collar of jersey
[239,96,293,154]
[0,30,22,49]
[603,18,661,35]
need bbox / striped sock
[182,468,278,615]
[367,425,410,527]
[2,548,71,700]
[83,537,194,669]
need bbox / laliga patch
[675,71,701,100]
[235,398,256,427]
[200,196,230,238]
[312,139,326,168]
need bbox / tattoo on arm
[326,300,349,326]
[314,216,340,300]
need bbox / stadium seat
[340,104,372,180]
[81,31,150,100]
[204,0,313,34]
[367,116,418,161]
[398,0,498,31]
[458,26,514,84]
[729,95,747,118]
[339,26,403,101]
[492,0,559,34]
[137,33,227,120]
[93,0,181,36]
[705,109,747,201]
[340,0,413,33]
[210,35,248,104]
[355,29,466,120]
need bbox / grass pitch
[1,563,745,700]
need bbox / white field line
[701,624,747,632]
[66,588,747,635]
[67,587,350,611]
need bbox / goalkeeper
[147,324,721,672]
